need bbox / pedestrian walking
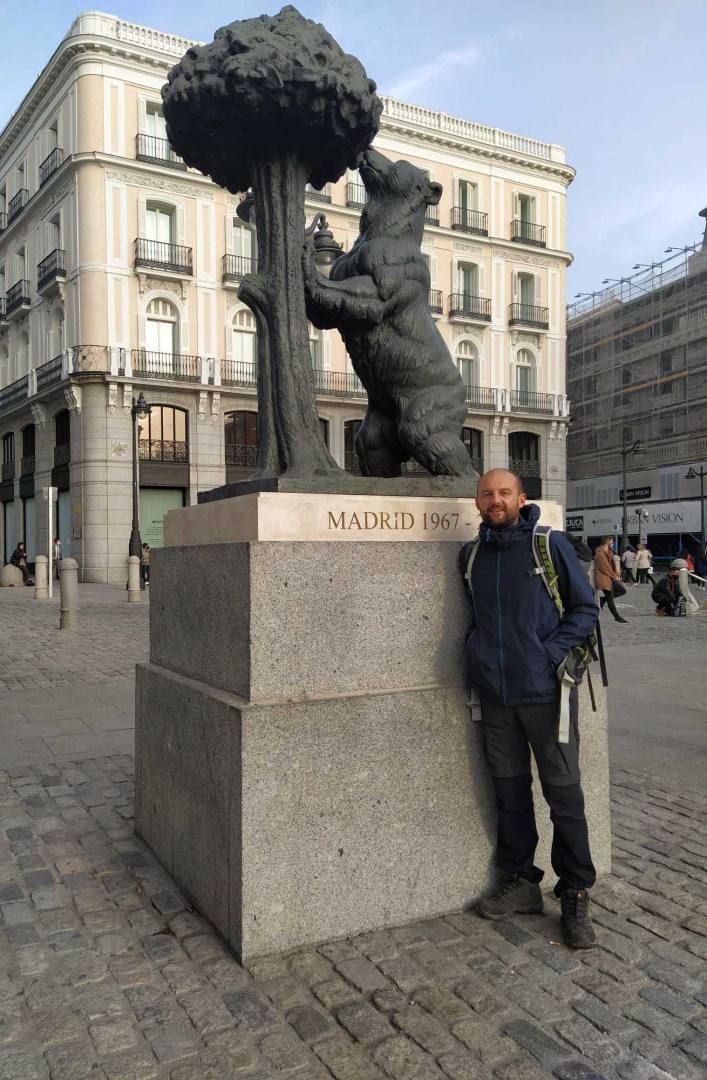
[53,537,62,580]
[621,546,637,585]
[460,469,600,949]
[10,542,33,585]
[695,547,707,589]
[594,537,628,623]
[635,543,654,585]
[141,543,150,588]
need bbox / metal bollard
[127,556,141,603]
[59,557,79,630]
[34,555,48,601]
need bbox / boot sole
[563,937,597,950]
[478,902,544,921]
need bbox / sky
[1,0,706,297]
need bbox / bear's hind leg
[355,410,404,477]
[409,431,476,477]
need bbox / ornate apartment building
[0,12,575,583]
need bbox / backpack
[462,524,602,743]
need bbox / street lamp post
[685,465,706,555]
[129,393,151,559]
[621,438,643,553]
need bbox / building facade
[0,12,574,583]
[566,219,707,556]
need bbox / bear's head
[358,148,442,241]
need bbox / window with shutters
[145,104,167,140]
[146,298,178,356]
[231,308,257,367]
[458,179,478,211]
[458,262,479,298]
[517,194,535,223]
[456,340,477,387]
[145,204,174,245]
[517,272,535,306]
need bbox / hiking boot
[560,889,596,949]
[478,874,543,920]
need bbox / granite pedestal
[135,496,610,960]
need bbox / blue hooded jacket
[460,503,599,706]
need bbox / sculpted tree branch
[163,5,382,477]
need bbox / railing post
[27,370,37,397]
[199,356,209,385]
[212,358,221,386]
[109,347,120,377]
[61,350,70,380]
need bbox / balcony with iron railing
[305,187,331,204]
[39,147,64,186]
[425,205,440,226]
[6,280,31,317]
[451,207,488,236]
[226,443,258,468]
[309,368,367,399]
[508,303,549,330]
[509,457,541,478]
[222,254,257,283]
[138,439,189,463]
[135,133,187,171]
[36,355,64,391]
[345,182,366,209]
[54,443,70,467]
[7,189,29,223]
[0,376,28,410]
[20,454,35,476]
[448,293,492,321]
[510,219,546,247]
[428,289,443,315]
[221,360,257,389]
[1,461,15,482]
[37,249,66,292]
[134,238,193,275]
[131,350,200,381]
[509,389,555,414]
[465,385,496,409]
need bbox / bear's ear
[427,180,443,206]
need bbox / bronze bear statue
[303,148,475,478]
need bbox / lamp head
[685,466,698,480]
[312,215,343,269]
[134,392,151,420]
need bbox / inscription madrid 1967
[328,510,472,532]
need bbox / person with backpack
[460,469,600,949]
[651,562,686,616]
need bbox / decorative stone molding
[510,330,541,349]
[122,385,133,415]
[492,415,509,438]
[550,463,560,476]
[108,383,118,415]
[549,421,558,440]
[64,384,81,412]
[110,439,130,460]
[105,168,215,201]
[491,247,558,269]
[210,392,221,424]
[30,403,46,429]
[451,324,485,346]
[198,391,208,423]
[137,273,189,300]
[452,240,483,255]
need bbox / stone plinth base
[135,531,610,959]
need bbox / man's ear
[427,181,443,206]
[519,492,527,507]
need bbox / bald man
[460,470,599,949]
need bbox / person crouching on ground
[460,469,600,949]
[652,561,685,616]
[594,537,628,623]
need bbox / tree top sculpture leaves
[162,5,382,193]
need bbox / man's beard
[480,510,517,530]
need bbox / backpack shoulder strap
[462,538,481,597]
[532,524,565,618]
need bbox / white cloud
[385,43,481,102]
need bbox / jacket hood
[480,502,541,549]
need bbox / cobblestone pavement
[0,585,705,1080]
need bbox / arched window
[456,340,477,388]
[462,427,483,473]
[138,405,188,462]
[48,307,64,361]
[0,345,8,389]
[231,308,257,368]
[509,431,541,499]
[308,323,322,370]
[146,297,178,356]
[514,348,536,404]
[344,419,362,474]
[225,410,258,469]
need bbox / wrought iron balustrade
[508,303,549,329]
[39,147,64,186]
[134,238,193,275]
[20,454,35,476]
[135,133,187,170]
[131,350,200,381]
[221,359,257,388]
[510,219,546,247]
[36,355,64,391]
[425,205,439,226]
[226,443,258,467]
[1,461,15,481]
[451,207,488,235]
[0,376,28,410]
[428,289,443,314]
[509,456,540,478]
[448,293,491,321]
[138,439,189,463]
[7,189,29,223]
[509,389,554,414]
[6,280,31,316]
[305,187,331,203]
[37,249,66,290]
[54,443,70,467]
[222,254,257,281]
[465,385,496,409]
[308,368,367,398]
[470,457,484,474]
[345,182,366,209]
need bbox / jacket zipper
[496,548,507,705]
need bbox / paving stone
[336,956,392,993]
[452,1020,517,1064]
[178,989,234,1034]
[553,1064,609,1080]
[378,954,435,994]
[680,1033,707,1064]
[43,1040,97,1080]
[143,1021,199,1063]
[311,976,361,1009]
[502,1020,572,1066]
[638,985,701,1020]
[631,1033,703,1079]
[573,997,638,1038]
[436,1050,482,1080]
[529,945,583,974]
[222,990,278,1032]
[337,1000,394,1043]
[392,1004,459,1056]
[494,1059,553,1080]
[410,986,473,1026]
[622,1000,687,1042]
[286,1004,335,1041]
[259,1028,313,1070]
[372,1035,442,1079]
[89,1016,140,1056]
[101,1050,159,1080]
[314,1036,385,1080]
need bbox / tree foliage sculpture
[163,5,382,477]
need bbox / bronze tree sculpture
[162,5,382,478]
